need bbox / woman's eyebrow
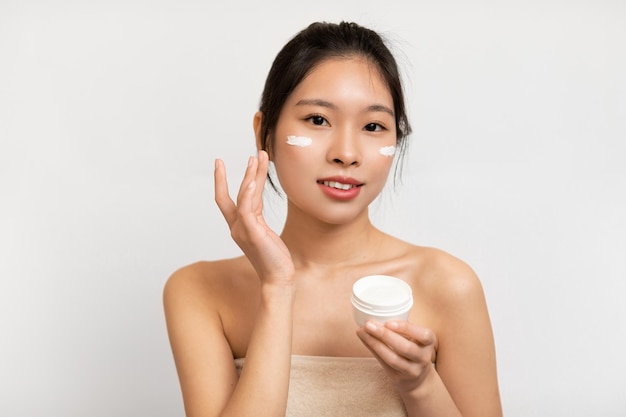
[295,98,337,110]
[296,99,394,117]
[367,104,395,117]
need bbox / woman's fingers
[235,151,269,214]
[213,151,293,285]
[251,151,269,210]
[356,324,394,361]
[215,152,270,232]
[357,323,414,371]
[357,320,439,395]
[235,156,257,208]
[214,158,237,226]
[386,320,438,349]
[357,320,437,370]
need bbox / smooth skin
[163,57,502,417]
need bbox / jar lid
[351,275,413,314]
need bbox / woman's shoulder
[163,256,257,305]
[396,241,485,304]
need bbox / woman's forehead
[286,58,393,110]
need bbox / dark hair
[259,21,412,189]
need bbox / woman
[164,21,502,417]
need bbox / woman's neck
[280,206,385,270]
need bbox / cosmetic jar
[351,275,413,327]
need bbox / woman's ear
[253,111,264,153]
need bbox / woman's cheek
[273,134,318,187]
[286,135,313,148]
[378,145,396,157]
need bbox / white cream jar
[351,275,413,327]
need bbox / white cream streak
[286,135,313,147]
[379,145,396,156]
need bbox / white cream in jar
[351,275,413,327]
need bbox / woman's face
[270,57,397,225]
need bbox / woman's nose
[326,129,361,167]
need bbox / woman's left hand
[356,320,438,396]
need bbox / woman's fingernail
[365,321,377,332]
[386,321,399,330]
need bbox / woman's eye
[308,115,328,126]
[364,123,384,132]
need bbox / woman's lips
[317,177,363,200]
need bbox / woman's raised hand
[214,151,295,285]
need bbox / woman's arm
[164,268,294,417]
[357,253,502,417]
[164,151,296,417]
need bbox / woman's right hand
[214,150,295,285]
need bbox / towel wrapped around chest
[234,355,407,417]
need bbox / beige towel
[234,355,407,416]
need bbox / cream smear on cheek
[379,145,396,157]
[286,135,313,147]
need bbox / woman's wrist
[401,366,463,417]
[261,281,296,303]
[401,364,440,404]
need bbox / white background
[1,1,625,416]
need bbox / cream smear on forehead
[379,145,396,157]
[286,135,313,147]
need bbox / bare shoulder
[403,244,495,349]
[393,241,502,416]
[163,256,257,313]
[400,243,486,311]
[163,257,259,415]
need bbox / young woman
[164,21,502,417]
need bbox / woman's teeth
[323,181,355,190]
